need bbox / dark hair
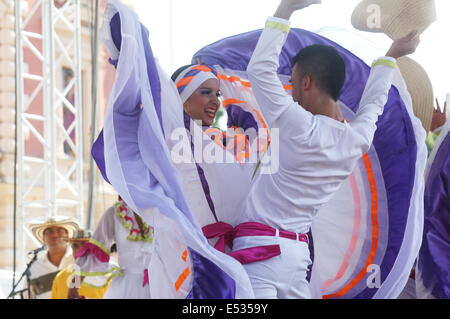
[292,45,346,101]
[171,64,195,82]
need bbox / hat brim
[351,0,437,40]
[28,219,80,245]
[397,57,434,132]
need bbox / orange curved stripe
[222,98,246,108]
[222,98,269,147]
[322,172,362,291]
[174,267,191,291]
[192,65,212,72]
[176,76,193,88]
[218,73,292,91]
[323,153,379,299]
[217,74,251,87]
[221,98,270,156]
[181,249,188,262]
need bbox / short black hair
[171,64,195,82]
[292,45,346,101]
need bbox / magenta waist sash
[233,222,309,242]
[202,221,235,253]
[202,221,308,265]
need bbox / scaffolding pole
[14,0,84,286]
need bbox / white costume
[75,200,154,299]
[232,16,398,298]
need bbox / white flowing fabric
[100,0,254,299]
[309,29,427,299]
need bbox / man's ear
[302,74,313,91]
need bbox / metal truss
[15,0,83,273]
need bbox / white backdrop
[134,0,449,109]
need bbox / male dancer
[230,0,420,298]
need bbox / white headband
[175,66,218,104]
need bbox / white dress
[75,200,154,299]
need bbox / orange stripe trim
[222,98,245,108]
[322,173,362,291]
[323,153,379,299]
[176,76,193,88]
[218,73,292,91]
[192,65,212,72]
[222,98,270,154]
[222,99,269,158]
[181,249,188,262]
[174,267,191,291]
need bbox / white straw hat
[28,216,80,244]
[351,0,436,132]
[397,57,434,132]
[351,0,437,40]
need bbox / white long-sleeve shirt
[238,17,397,234]
[29,247,74,299]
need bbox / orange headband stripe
[192,65,212,72]
[218,73,292,91]
[176,76,194,88]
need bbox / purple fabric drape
[226,105,259,132]
[186,249,236,299]
[419,131,450,298]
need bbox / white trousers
[232,234,312,299]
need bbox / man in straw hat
[27,216,79,299]
[229,0,420,298]
[51,229,110,299]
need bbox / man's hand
[274,0,322,20]
[386,31,420,59]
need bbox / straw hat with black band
[28,216,80,245]
[351,0,437,132]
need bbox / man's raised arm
[352,30,420,147]
[246,0,321,127]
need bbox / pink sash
[202,221,307,265]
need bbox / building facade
[0,0,137,295]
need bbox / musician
[27,216,79,299]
